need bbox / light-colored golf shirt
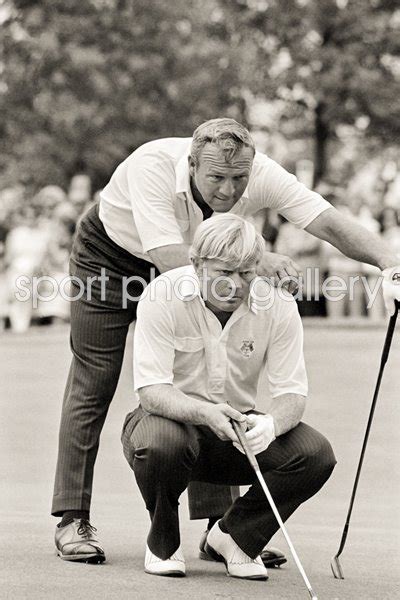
[133,265,308,413]
[99,137,331,261]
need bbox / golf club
[231,420,318,600]
[331,299,400,579]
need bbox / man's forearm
[148,243,191,273]
[267,393,306,437]
[139,383,208,425]
[306,207,397,270]
[138,384,246,443]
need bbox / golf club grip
[231,420,259,471]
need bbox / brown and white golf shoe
[55,519,105,564]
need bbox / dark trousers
[51,205,234,517]
[122,406,336,559]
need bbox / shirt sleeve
[126,153,185,253]
[133,286,176,390]
[250,156,332,229]
[265,292,308,398]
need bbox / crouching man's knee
[301,428,337,495]
[312,435,337,478]
[123,415,200,482]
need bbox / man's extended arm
[148,244,191,273]
[305,207,396,270]
[139,383,246,442]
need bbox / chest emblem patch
[240,340,255,358]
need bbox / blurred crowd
[0,175,96,332]
[261,189,400,320]
[1,176,400,333]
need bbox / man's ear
[188,155,196,177]
[191,256,203,273]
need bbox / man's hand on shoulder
[257,250,301,294]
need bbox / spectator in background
[274,215,325,317]
[33,185,77,323]
[37,218,72,324]
[0,189,19,329]
[259,208,281,251]
[5,205,49,332]
[69,174,94,217]
[2,183,83,331]
[379,207,400,256]
[323,199,366,319]
[358,205,384,320]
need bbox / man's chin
[208,199,236,213]
[213,298,243,312]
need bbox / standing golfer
[121,214,336,578]
[53,117,400,563]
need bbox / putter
[331,300,400,580]
[231,420,318,600]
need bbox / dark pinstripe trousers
[122,406,336,559]
[51,205,234,517]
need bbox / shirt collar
[242,185,250,200]
[175,148,191,195]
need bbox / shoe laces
[77,519,97,539]
[231,545,263,565]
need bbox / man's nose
[229,272,243,289]
[219,179,234,197]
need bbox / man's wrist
[262,413,276,440]
[197,403,212,427]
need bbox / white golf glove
[382,267,400,315]
[233,414,276,456]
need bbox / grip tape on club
[231,419,259,472]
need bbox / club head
[331,554,344,579]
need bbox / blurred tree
[1,0,399,192]
[0,0,245,191]
[216,0,400,184]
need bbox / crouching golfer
[121,214,336,579]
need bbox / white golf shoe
[205,522,268,580]
[144,545,186,577]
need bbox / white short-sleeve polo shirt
[99,137,331,261]
[133,265,308,412]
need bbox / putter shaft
[232,420,318,600]
[331,300,399,579]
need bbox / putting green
[1,323,399,599]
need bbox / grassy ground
[1,323,400,600]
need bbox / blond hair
[190,214,264,268]
[190,118,255,166]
